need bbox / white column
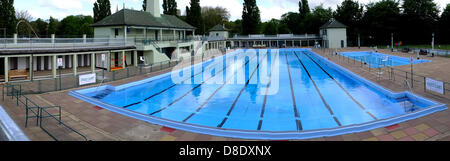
[133,50,138,67]
[91,53,95,73]
[51,34,55,44]
[4,57,8,83]
[122,51,126,67]
[52,55,57,79]
[73,54,77,76]
[13,34,17,44]
[83,34,87,44]
[29,56,33,80]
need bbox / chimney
[146,0,161,18]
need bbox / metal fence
[8,51,225,95]
[2,84,88,141]
[322,50,450,99]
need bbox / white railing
[232,34,320,39]
[0,38,136,49]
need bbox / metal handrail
[39,107,88,141]
[3,84,88,141]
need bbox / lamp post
[432,32,435,50]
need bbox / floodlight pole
[432,33,435,50]
[391,33,394,51]
[358,34,361,49]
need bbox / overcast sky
[15,0,450,21]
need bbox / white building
[320,19,347,49]
[91,0,196,66]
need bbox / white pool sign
[57,58,63,67]
[426,78,444,95]
[79,73,97,86]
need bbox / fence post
[127,68,130,78]
[424,77,426,93]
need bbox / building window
[216,33,219,37]
[115,29,119,37]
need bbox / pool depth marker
[293,52,342,126]
[150,53,259,116]
[285,52,303,131]
[302,51,378,120]
[217,52,269,128]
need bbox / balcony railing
[0,38,136,50]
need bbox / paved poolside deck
[1,47,449,141]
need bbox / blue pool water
[338,51,431,68]
[71,49,446,140]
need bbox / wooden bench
[8,69,29,81]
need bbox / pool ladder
[402,79,419,112]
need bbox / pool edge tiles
[69,48,447,140]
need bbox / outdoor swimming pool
[70,49,446,140]
[338,51,431,68]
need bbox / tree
[263,19,279,35]
[58,15,94,37]
[401,0,439,44]
[281,12,300,34]
[0,0,16,36]
[303,5,333,34]
[334,0,364,46]
[362,0,401,46]
[163,0,178,15]
[30,18,48,37]
[202,6,230,32]
[186,0,204,35]
[93,0,111,23]
[242,0,261,35]
[227,19,242,35]
[143,0,147,11]
[298,0,310,20]
[48,16,59,35]
[15,10,35,37]
[440,4,450,44]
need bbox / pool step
[396,97,418,112]
[92,89,114,100]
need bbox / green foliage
[298,0,310,19]
[262,19,279,35]
[440,4,450,44]
[0,0,16,35]
[226,19,242,35]
[143,0,147,11]
[93,0,111,23]
[203,7,230,32]
[30,18,48,37]
[334,0,363,46]
[401,0,440,44]
[47,17,59,35]
[186,0,204,34]
[362,0,401,46]
[281,12,300,34]
[242,0,261,34]
[163,0,178,15]
[58,15,94,36]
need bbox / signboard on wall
[79,73,96,86]
[57,58,63,67]
[426,77,444,95]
